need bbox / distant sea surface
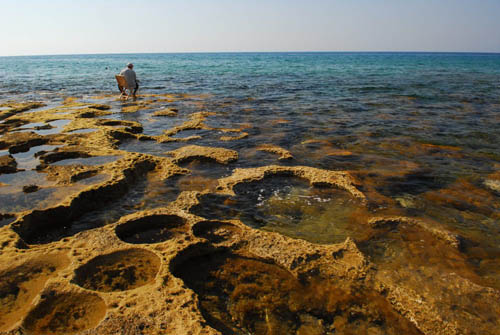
[1,52,499,102]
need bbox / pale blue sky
[1,0,500,56]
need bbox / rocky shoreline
[0,95,499,334]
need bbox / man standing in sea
[119,63,140,98]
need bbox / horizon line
[2,50,500,58]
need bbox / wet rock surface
[22,290,107,335]
[192,221,241,244]
[116,214,186,244]
[0,155,17,174]
[0,253,69,332]
[72,248,161,292]
[0,102,45,121]
[172,247,422,335]
[153,107,178,117]
[0,94,498,334]
[256,144,293,160]
[167,145,239,164]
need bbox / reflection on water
[0,183,83,213]
[66,128,98,134]
[0,171,110,214]
[0,170,55,191]
[52,155,121,166]
[10,144,61,170]
[69,171,182,234]
[0,216,15,227]
[180,159,233,179]
[13,119,71,136]
[77,173,110,186]
[17,122,45,129]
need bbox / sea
[1,52,500,288]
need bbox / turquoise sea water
[2,52,500,169]
[2,53,500,333]
[2,52,500,103]
[2,52,499,144]
[2,52,500,284]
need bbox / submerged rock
[167,145,238,164]
[256,144,293,160]
[219,131,249,141]
[0,94,498,335]
[153,108,178,117]
[0,132,47,154]
[484,178,500,193]
[0,101,45,120]
[172,246,421,335]
[216,165,365,200]
[22,184,39,193]
[0,154,18,174]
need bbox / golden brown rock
[22,289,107,335]
[167,145,238,164]
[219,132,249,141]
[0,95,498,335]
[152,108,178,117]
[0,252,70,332]
[163,111,215,136]
[256,144,293,160]
[367,216,460,248]
[0,132,47,153]
[0,155,17,174]
[215,165,365,200]
[0,102,45,120]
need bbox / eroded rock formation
[0,94,498,335]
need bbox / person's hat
[127,63,133,68]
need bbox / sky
[1,0,500,56]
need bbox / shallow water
[10,144,60,170]
[1,52,500,333]
[49,172,183,244]
[51,155,121,166]
[192,176,367,244]
[2,52,499,251]
[66,128,98,134]
[13,120,71,135]
[173,248,423,335]
[0,170,109,214]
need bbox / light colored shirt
[119,67,137,89]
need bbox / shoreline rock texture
[0,94,499,334]
[256,144,293,160]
